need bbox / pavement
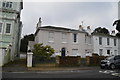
[2,59,120,78]
[2,59,99,72]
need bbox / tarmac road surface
[2,69,119,78]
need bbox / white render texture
[35,26,93,58]
[27,52,33,67]
[93,35,119,56]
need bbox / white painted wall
[0,49,3,66]
[93,35,118,56]
[27,52,33,67]
[35,28,93,58]
[0,49,5,66]
[118,38,120,55]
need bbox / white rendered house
[33,18,120,58]
[92,32,119,56]
[34,18,93,58]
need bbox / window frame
[72,49,78,56]
[5,23,12,35]
[99,49,103,56]
[107,38,110,45]
[114,39,116,46]
[48,32,54,42]
[107,50,110,55]
[2,1,13,8]
[0,22,3,34]
[73,33,78,43]
[62,32,67,43]
[99,37,102,45]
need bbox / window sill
[48,41,54,43]
[73,42,78,45]
[4,33,12,36]
[62,42,67,44]
[85,43,92,45]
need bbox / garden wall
[56,56,81,67]
[86,56,106,66]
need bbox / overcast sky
[21,0,119,36]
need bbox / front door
[61,48,66,57]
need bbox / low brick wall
[56,56,81,67]
[86,56,106,66]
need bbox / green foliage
[32,43,55,60]
[116,33,120,37]
[20,34,35,52]
[92,27,109,35]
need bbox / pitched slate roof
[35,26,87,35]
[92,32,118,38]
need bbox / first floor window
[114,39,116,46]
[62,33,67,43]
[2,2,6,7]
[5,23,11,33]
[0,23,3,33]
[107,38,110,45]
[48,32,54,42]
[99,37,102,45]
[73,33,77,43]
[2,2,13,8]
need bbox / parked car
[100,55,120,69]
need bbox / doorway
[61,48,66,57]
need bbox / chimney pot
[79,25,83,31]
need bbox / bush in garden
[32,43,55,61]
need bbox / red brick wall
[86,56,106,65]
[56,56,81,66]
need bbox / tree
[113,19,120,37]
[116,33,120,37]
[92,27,109,35]
[32,43,55,61]
[113,19,120,32]
[20,34,35,52]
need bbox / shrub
[32,43,55,61]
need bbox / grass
[3,59,27,67]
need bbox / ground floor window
[99,49,103,56]
[114,50,117,55]
[107,50,110,55]
[72,49,78,56]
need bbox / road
[2,69,120,79]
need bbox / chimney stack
[111,30,116,36]
[86,26,91,35]
[79,25,83,31]
[36,17,42,29]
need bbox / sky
[21,0,119,37]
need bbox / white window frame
[2,1,13,8]
[99,49,103,56]
[73,33,78,43]
[114,39,116,46]
[5,22,12,35]
[72,49,78,56]
[48,32,54,43]
[0,22,3,34]
[99,37,102,45]
[62,33,67,43]
[107,38,110,45]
